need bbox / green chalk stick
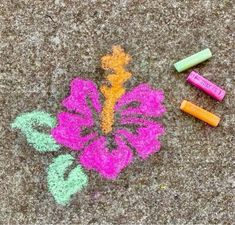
[174,48,212,72]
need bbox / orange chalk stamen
[180,100,220,127]
[100,46,132,134]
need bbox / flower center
[100,46,132,134]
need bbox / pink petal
[62,78,102,119]
[115,84,166,117]
[51,112,98,151]
[80,136,133,179]
[116,117,165,159]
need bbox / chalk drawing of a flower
[52,46,165,179]
[11,46,166,205]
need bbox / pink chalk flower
[12,46,166,205]
[51,78,165,179]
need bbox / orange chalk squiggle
[100,46,132,134]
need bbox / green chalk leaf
[47,154,88,205]
[11,111,60,152]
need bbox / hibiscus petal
[62,78,102,119]
[80,136,133,179]
[115,84,166,117]
[116,117,165,159]
[51,112,98,151]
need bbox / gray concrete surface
[0,0,234,224]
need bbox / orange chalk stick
[180,100,220,127]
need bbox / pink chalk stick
[187,71,226,101]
